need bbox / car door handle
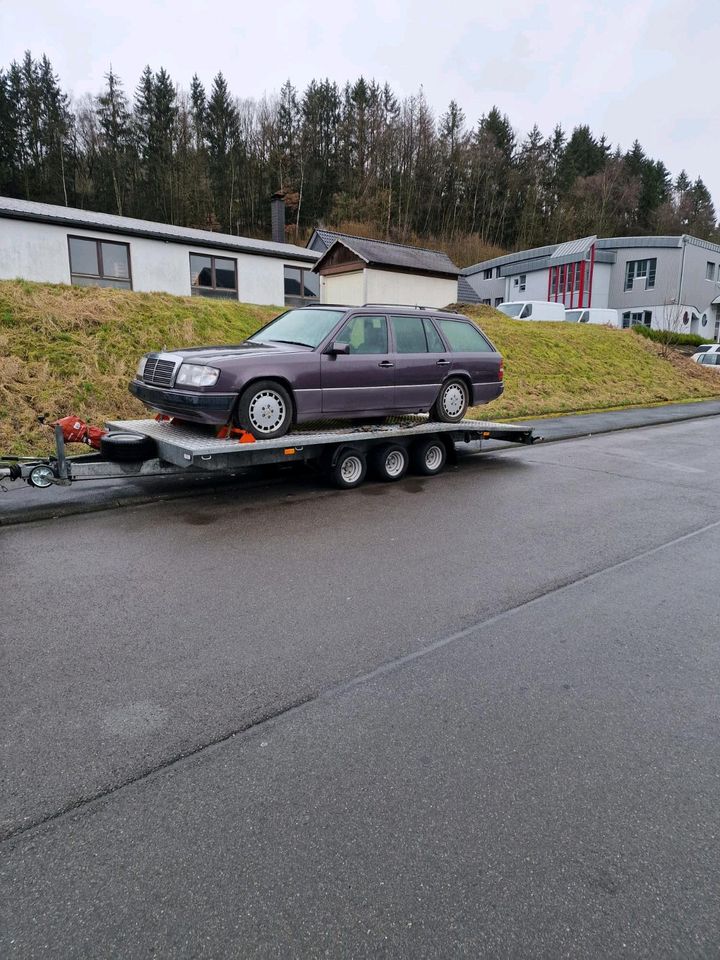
[436,358,451,365]
[378,360,395,367]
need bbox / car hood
[150,341,312,365]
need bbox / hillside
[1,281,719,457]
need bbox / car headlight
[175,363,221,387]
[136,357,147,379]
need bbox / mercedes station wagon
[130,305,504,439]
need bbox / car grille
[143,358,177,387]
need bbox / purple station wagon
[130,305,504,439]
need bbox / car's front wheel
[236,380,293,439]
[430,378,469,423]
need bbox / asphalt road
[2,416,720,958]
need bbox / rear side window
[436,319,493,353]
[391,315,428,353]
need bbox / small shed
[311,234,459,308]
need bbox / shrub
[631,326,715,348]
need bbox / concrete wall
[320,270,365,305]
[0,217,311,305]
[606,245,681,310]
[320,268,457,308]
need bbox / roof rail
[362,302,431,310]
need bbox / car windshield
[248,309,345,349]
[565,310,583,323]
[498,303,523,317]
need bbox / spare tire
[100,431,158,463]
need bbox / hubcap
[248,389,286,434]
[385,450,405,478]
[442,383,465,417]
[425,445,443,470]
[341,455,363,484]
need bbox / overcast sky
[2,0,718,205]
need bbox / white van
[565,308,620,327]
[497,301,566,321]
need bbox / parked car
[130,305,504,439]
[565,308,620,326]
[691,344,720,356]
[691,349,720,366]
[497,301,566,321]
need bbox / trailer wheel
[370,443,409,482]
[410,437,447,476]
[430,378,469,423]
[331,448,367,489]
[100,431,158,462]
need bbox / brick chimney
[271,192,285,243]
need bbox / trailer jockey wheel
[28,464,56,488]
[330,448,367,489]
[370,443,409,482]
[100,432,158,463]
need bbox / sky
[1,0,718,205]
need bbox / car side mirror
[328,341,350,355]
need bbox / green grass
[1,281,719,457]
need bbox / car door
[390,314,449,410]
[435,317,501,403]
[320,313,394,414]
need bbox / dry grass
[1,281,719,458]
[0,281,277,455]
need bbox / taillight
[499,359,504,381]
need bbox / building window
[494,297,503,307]
[68,236,131,289]
[482,298,491,305]
[513,274,526,292]
[483,268,492,280]
[621,310,652,329]
[190,253,237,299]
[624,258,657,292]
[706,262,715,281]
[495,267,501,278]
[284,266,319,306]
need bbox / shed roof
[0,196,318,263]
[312,233,459,278]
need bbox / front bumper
[129,380,236,425]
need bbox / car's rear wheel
[370,443,409,482]
[236,380,293,439]
[410,437,447,476]
[430,378,469,423]
[331,448,367,489]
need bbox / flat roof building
[462,234,720,339]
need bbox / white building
[462,234,720,340]
[307,230,459,308]
[0,196,319,307]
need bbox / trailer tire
[370,443,409,482]
[100,431,158,462]
[430,378,469,423]
[330,448,367,489]
[410,437,447,476]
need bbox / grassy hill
[1,281,719,456]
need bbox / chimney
[271,192,285,243]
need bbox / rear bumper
[129,380,236,424]
[472,381,504,405]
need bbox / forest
[0,51,717,266]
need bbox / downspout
[677,235,687,316]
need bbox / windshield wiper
[267,339,313,348]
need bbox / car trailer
[0,416,537,492]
